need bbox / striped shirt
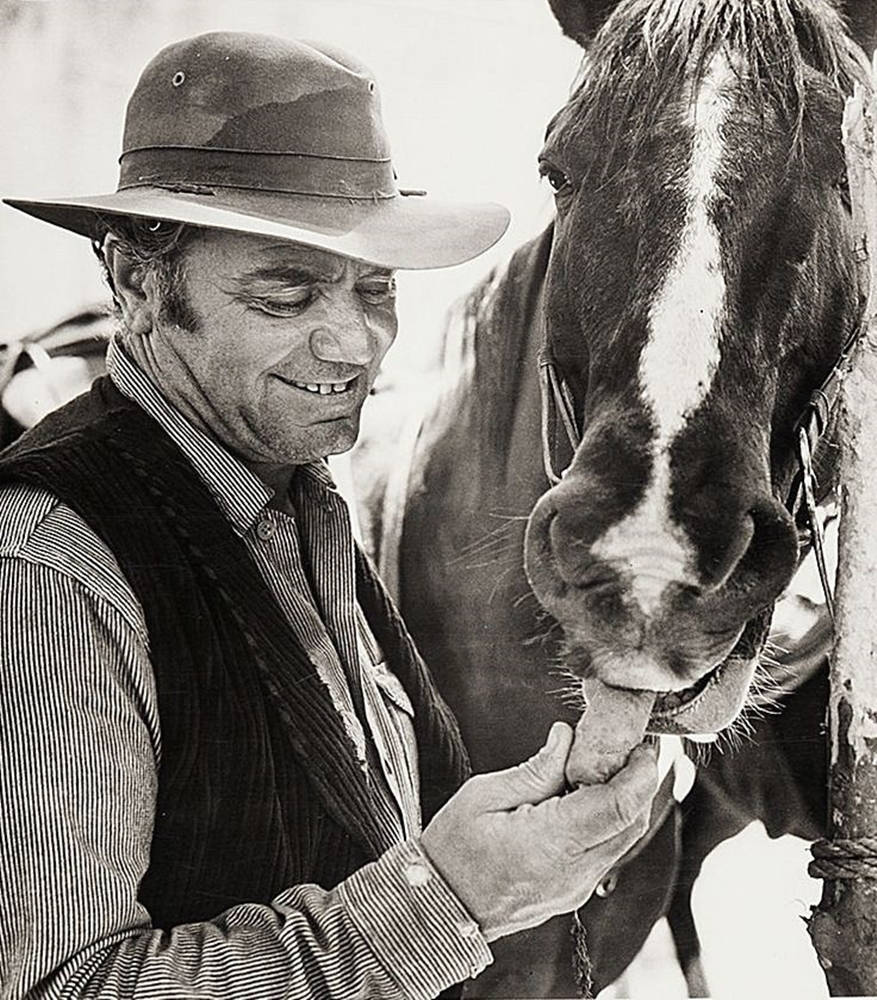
[0,340,492,999]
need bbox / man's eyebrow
[235,264,334,286]
[234,262,395,286]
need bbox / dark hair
[91,215,200,330]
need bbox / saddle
[0,305,111,449]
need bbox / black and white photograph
[1,1,876,998]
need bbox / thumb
[479,722,574,811]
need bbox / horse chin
[646,609,773,736]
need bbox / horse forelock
[558,0,860,171]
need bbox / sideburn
[154,255,201,334]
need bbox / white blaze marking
[593,56,733,616]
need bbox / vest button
[255,518,275,541]
[595,870,619,897]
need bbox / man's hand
[419,722,658,942]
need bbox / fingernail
[545,721,563,752]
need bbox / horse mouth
[651,667,718,714]
[645,609,772,735]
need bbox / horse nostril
[703,498,799,603]
[703,513,755,591]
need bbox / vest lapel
[354,545,471,823]
[113,422,392,861]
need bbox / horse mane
[447,226,554,466]
[558,0,865,165]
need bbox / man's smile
[287,376,357,396]
[271,371,364,404]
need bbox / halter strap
[538,337,581,486]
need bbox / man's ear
[103,238,155,336]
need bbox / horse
[353,1,874,994]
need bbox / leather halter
[537,243,871,624]
[786,235,870,623]
[538,339,579,488]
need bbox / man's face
[139,229,398,467]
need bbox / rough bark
[807,53,877,996]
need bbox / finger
[556,741,659,840]
[475,722,575,811]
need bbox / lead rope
[571,910,595,999]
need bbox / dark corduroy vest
[0,377,470,929]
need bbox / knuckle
[611,789,641,829]
[556,834,586,864]
[517,760,543,789]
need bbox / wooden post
[807,53,877,996]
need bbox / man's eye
[357,278,396,303]
[250,290,313,316]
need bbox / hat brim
[3,186,510,271]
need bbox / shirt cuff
[337,839,493,999]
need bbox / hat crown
[123,32,389,158]
[3,30,511,270]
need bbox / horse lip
[650,661,725,718]
[647,634,759,734]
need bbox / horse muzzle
[523,473,799,731]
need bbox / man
[0,32,657,999]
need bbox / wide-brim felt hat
[4,32,510,270]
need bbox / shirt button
[255,518,275,541]
[458,919,480,939]
[404,862,431,888]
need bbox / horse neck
[466,225,555,505]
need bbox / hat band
[118,146,398,200]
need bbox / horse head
[525,0,872,735]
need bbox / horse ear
[546,0,620,46]
[838,1,877,56]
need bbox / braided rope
[572,910,594,1000]
[808,837,877,880]
[105,435,392,857]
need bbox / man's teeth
[292,379,353,395]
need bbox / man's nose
[309,319,375,366]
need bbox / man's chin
[273,418,360,465]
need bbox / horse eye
[539,162,571,195]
